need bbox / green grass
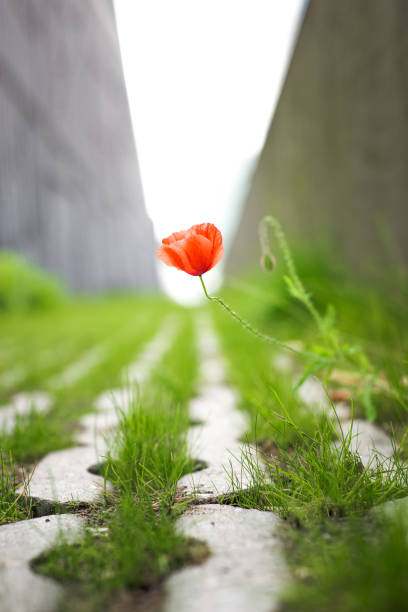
[149,309,198,406]
[0,296,177,464]
[35,393,195,609]
[34,314,205,610]
[0,250,66,312]
[0,294,180,524]
[0,295,172,402]
[228,409,408,525]
[0,408,73,464]
[280,504,408,612]
[0,452,31,524]
[214,308,327,448]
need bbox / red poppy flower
[156,223,224,276]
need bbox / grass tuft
[0,409,73,463]
[280,505,408,612]
[0,451,31,524]
[228,408,408,525]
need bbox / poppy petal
[162,230,189,245]
[211,241,224,268]
[192,223,223,269]
[183,233,213,275]
[168,241,198,275]
[156,245,185,270]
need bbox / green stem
[199,275,322,359]
[199,274,211,300]
[260,216,325,336]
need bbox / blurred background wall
[0,0,157,291]
[229,0,408,276]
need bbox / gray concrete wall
[228,0,408,276]
[0,0,157,291]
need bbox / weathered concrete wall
[229,0,408,275]
[0,0,157,291]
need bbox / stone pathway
[166,333,399,612]
[0,318,179,612]
[0,321,399,612]
[177,318,253,500]
[19,317,178,512]
[163,319,287,611]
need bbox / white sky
[114,0,306,303]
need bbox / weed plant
[252,217,401,420]
[217,217,407,423]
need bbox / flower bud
[260,252,276,272]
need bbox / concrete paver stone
[163,504,287,612]
[0,514,84,612]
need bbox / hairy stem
[199,275,321,359]
[260,216,326,336]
